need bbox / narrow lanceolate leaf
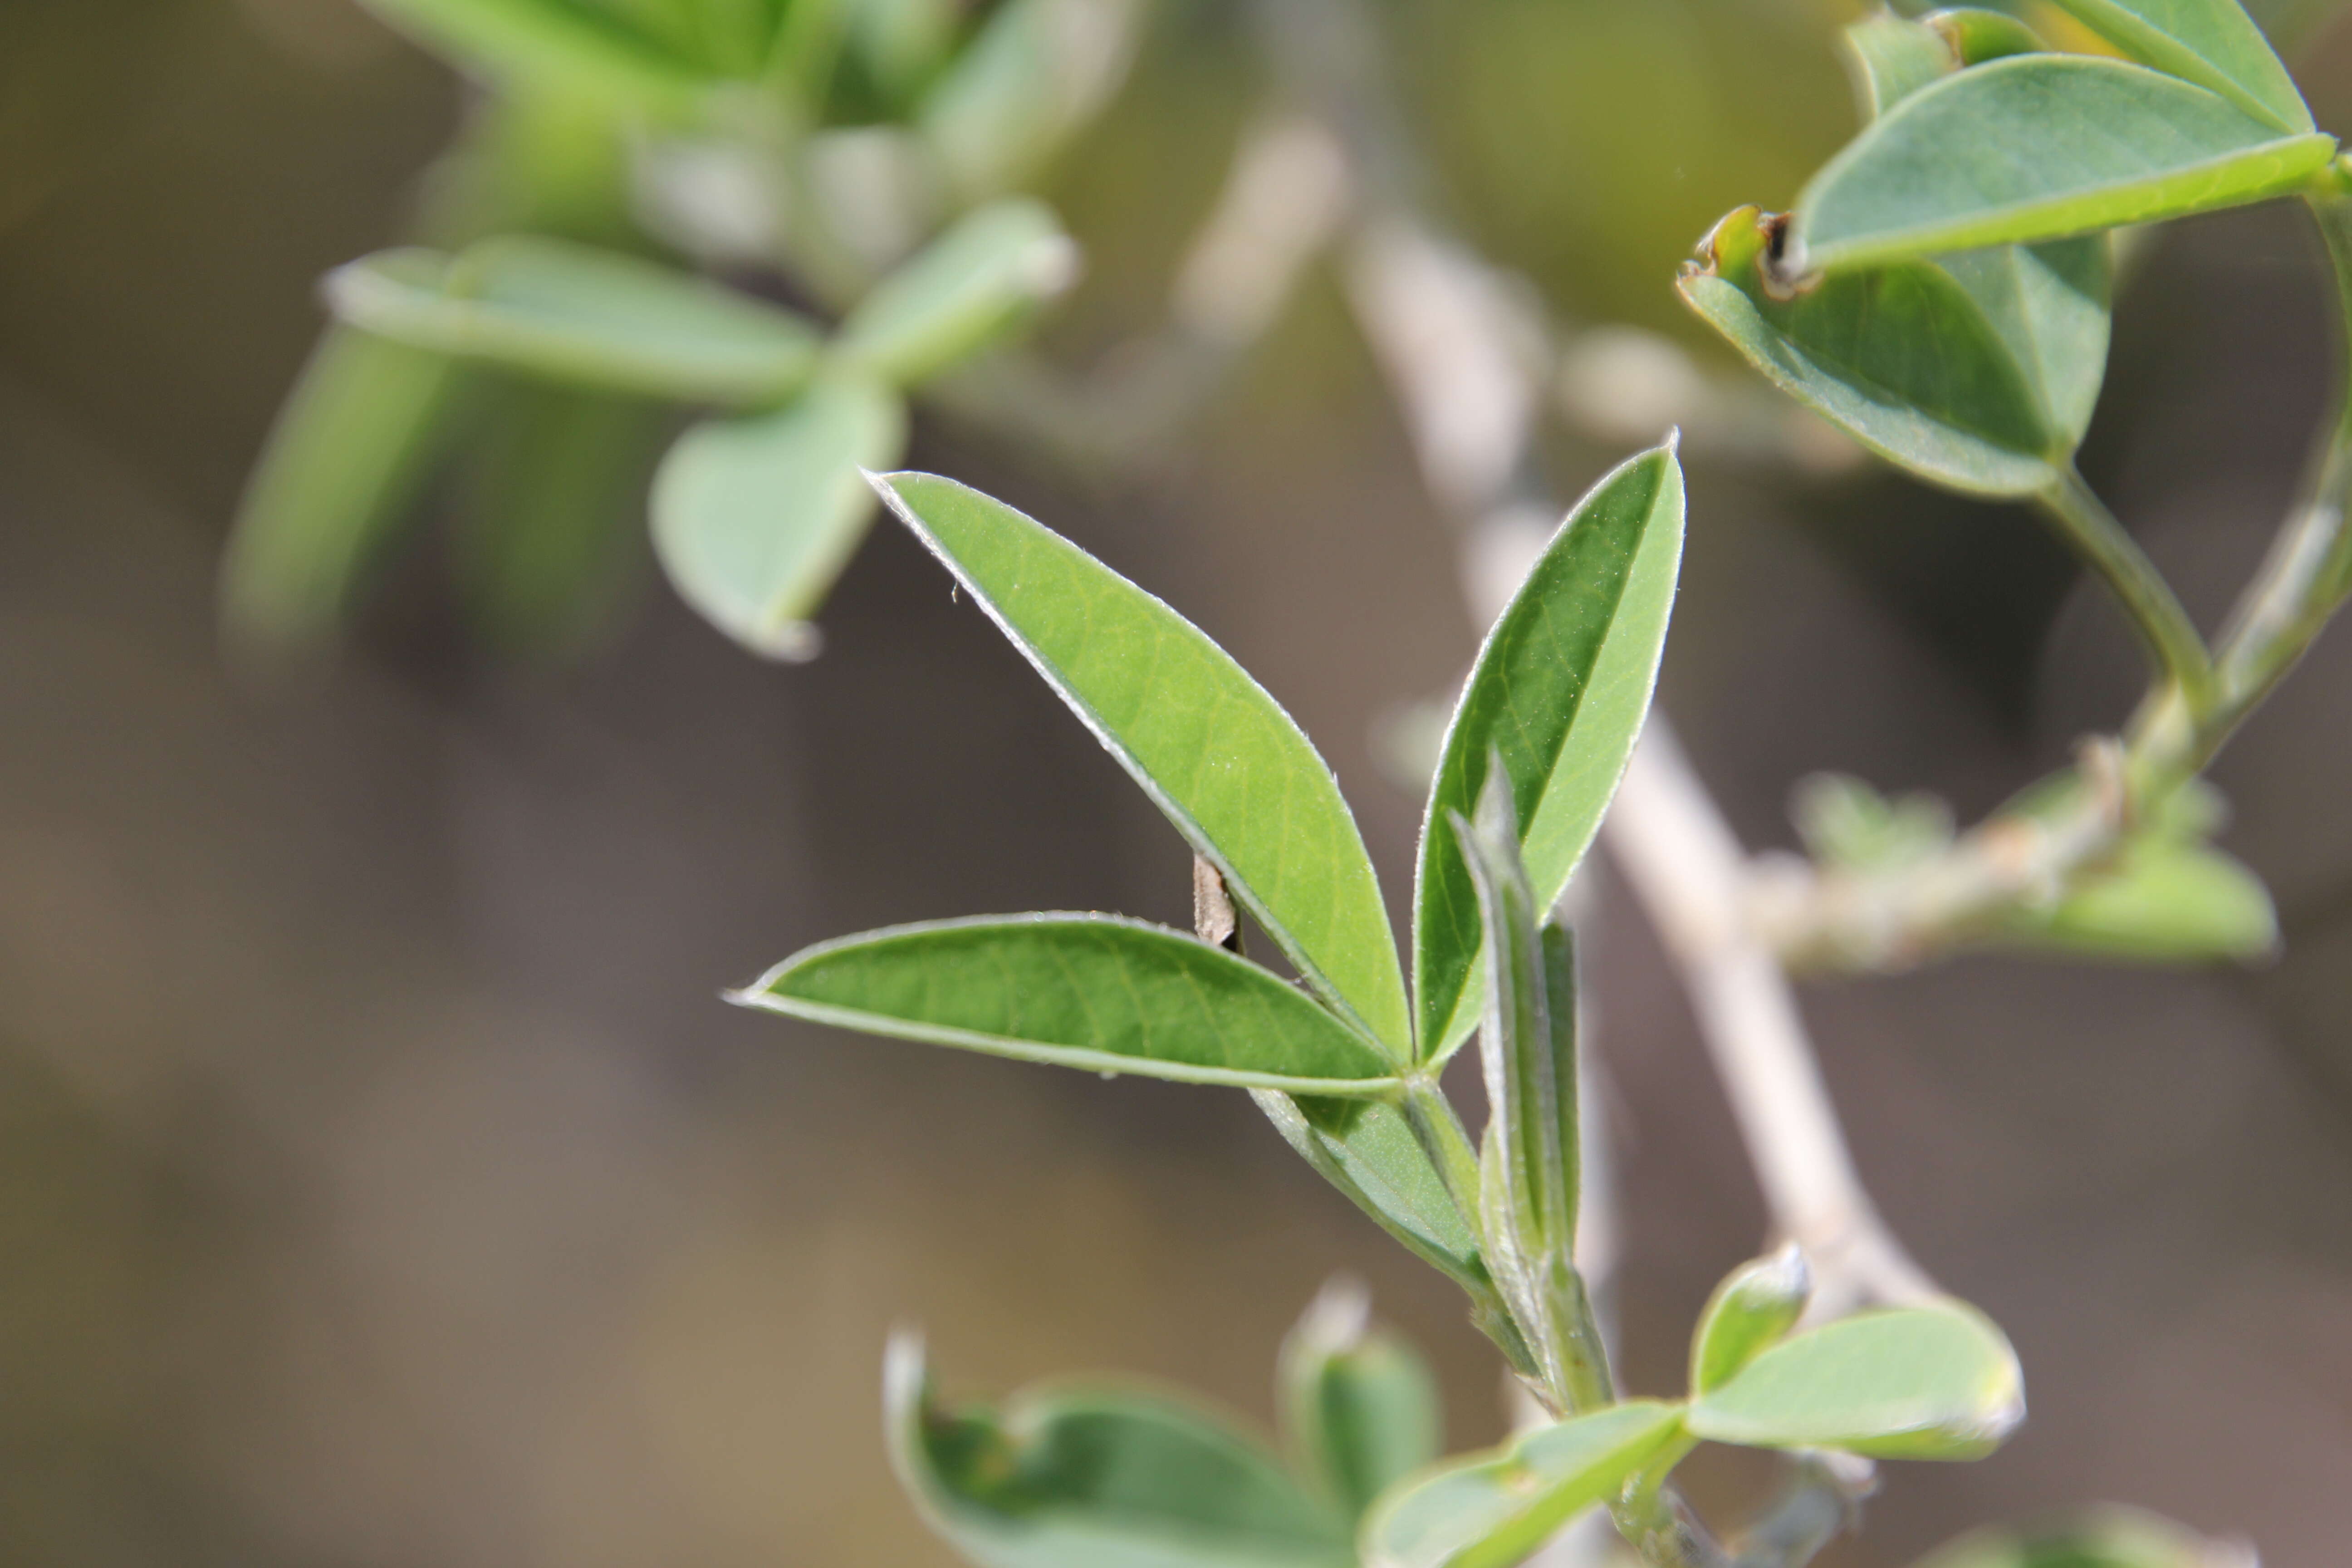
[1279,1282,1443,1523]
[1253,1093,1486,1290]
[1685,1303,2025,1460]
[887,1335,1355,1568]
[1997,840,2278,961]
[874,474,1412,1058]
[358,0,719,116]
[738,915,1401,1093]
[1912,1504,2240,1568]
[1360,1401,1688,1568]
[1687,1248,1810,1396]
[220,326,462,658]
[1789,55,2337,274]
[1679,207,2107,496]
[1415,443,1683,1062]
[652,378,907,659]
[328,239,822,405]
[832,199,1079,387]
[2046,0,2313,133]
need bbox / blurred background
[4,0,2352,1563]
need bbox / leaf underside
[1679,211,2110,496]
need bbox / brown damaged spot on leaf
[1756,211,1817,301]
[1682,206,1818,300]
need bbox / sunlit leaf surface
[874,474,1412,1058]
[1414,444,1683,1061]
[741,914,1401,1093]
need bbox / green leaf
[328,238,822,404]
[1999,840,2278,961]
[919,0,1146,199]
[357,0,722,116]
[1928,9,2048,66]
[1911,1505,2239,1568]
[651,377,907,659]
[1252,1093,1486,1292]
[833,199,1079,387]
[1414,443,1684,1062]
[1687,1249,1810,1396]
[1938,236,2114,455]
[1789,55,2337,274]
[1842,13,1956,121]
[2045,0,2312,133]
[1360,1401,1688,1568]
[1279,1283,1443,1523]
[1685,1303,2024,1460]
[220,325,463,659]
[887,1334,1354,1568]
[1679,208,2108,496]
[872,473,1412,1058]
[737,914,1401,1093]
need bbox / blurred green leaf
[1929,9,2048,65]
[1911,1504,2244,1568]
[652,376,905,658]
[1685,1304,2024,1460]
[1792,774,1956,872]
[1253,1093,1487,1292]
[2000,839,2278,961]
[458,379,665,658]
[1843,13,1956,120]
[1789,56,2336,274]
[2045,0,2312,132]
[872,473,1413,1059]
[919,0,1145,198]
[357,0,722,116]
[1359,1401,1687,1568]
[1414,444,1683,1063]
[328,238,822,404]
[1279,1284,1443,1523]
[887,1335,1354,1568]
[848,0,963,107]
[220,325,464,659]
[833,198,1079,386]
[738,914,1402,1093]
[1687,1249,1810,1396]
[1679,207,2109,496]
